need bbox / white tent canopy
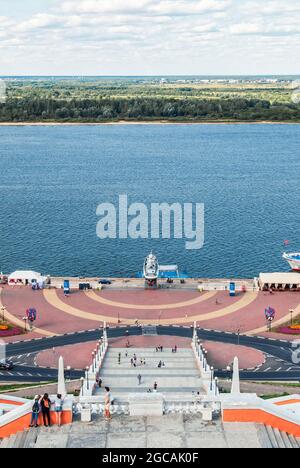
[8,270,46,285]
[259,272,300,289]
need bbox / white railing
[191,322,219,398]
[73,398,220,418]
[80,323,109,397]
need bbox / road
[1,326,299,383]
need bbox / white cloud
[60,0,231,16]
[0,0,299,74]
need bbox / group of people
[155,345,164,352]
[29,393,64,428]
[130,354,146,367]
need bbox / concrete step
[100,369,199,376]
[13,431,26,449]
[265,426,299,449]
[0,437,10,449]
[23,428,39,449]
[273,428,288,449]
[106,355,193,362]
[288,434,300,449]
[108,348,193,354]
[142,326,158,336]
[101,371,201,388]
[6,434,17,449]
[258,425,273,449]
[94,387,202,396]
[280,431,293,449]
[265,425,278,448]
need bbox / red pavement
[1,286,299,341]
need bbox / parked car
[0,359,14,371]
[98,279,112,285]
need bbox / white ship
[283,252,300,272]
[143,252,159,282]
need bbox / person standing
[104,387,112,420]
[40,393,52,427]
[137,374,142,385]
[154,382,158,392]
[29,396,41,428]
[54,394,64,427]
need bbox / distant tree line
[0,97,299,122]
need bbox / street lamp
[215,377,219,396]
[80,377,84,396]
[22,316,28,332]
[290,309,294,326]
[237,328,241,346]
[204,350,208,372]
[86,366,89,390]
[1,306,6,322]
[67,366,71,381]
[210,367,214,392]
[92,352,95,373]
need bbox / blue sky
[0,0,299,75]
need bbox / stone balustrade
[191,322,219,398]
[80,323,109,397]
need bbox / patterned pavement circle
[43,289,259,325]
[85,290,217,310]
[1,285,299,339]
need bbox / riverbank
[0,120,300,126]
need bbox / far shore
[0,120,300,126]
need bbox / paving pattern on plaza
[1,286,300,341]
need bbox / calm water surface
[0,124,299,278]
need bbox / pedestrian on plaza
[98,378,103,389]
[154,382,158,392]
[29,396,41,428]
[54,394,64,427]
[137,374,142,385]
[158,361,162,368]
[40,393,52,427]
[130,358,134,367]
[174,345,177,353]
[104,387,112,420]
[133,354,137,363]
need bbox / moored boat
[143,252,159,281]
[283,252,300,272]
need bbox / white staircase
[95,347,204,399]
[260,425,300,449]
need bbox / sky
[0,0,299,75]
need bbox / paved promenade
[1,286,299,342]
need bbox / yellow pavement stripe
[246,302,300,336]
[0,289,56,337]
[44,289,119,323]
[43,289,258,326]
[85,290,217,310]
